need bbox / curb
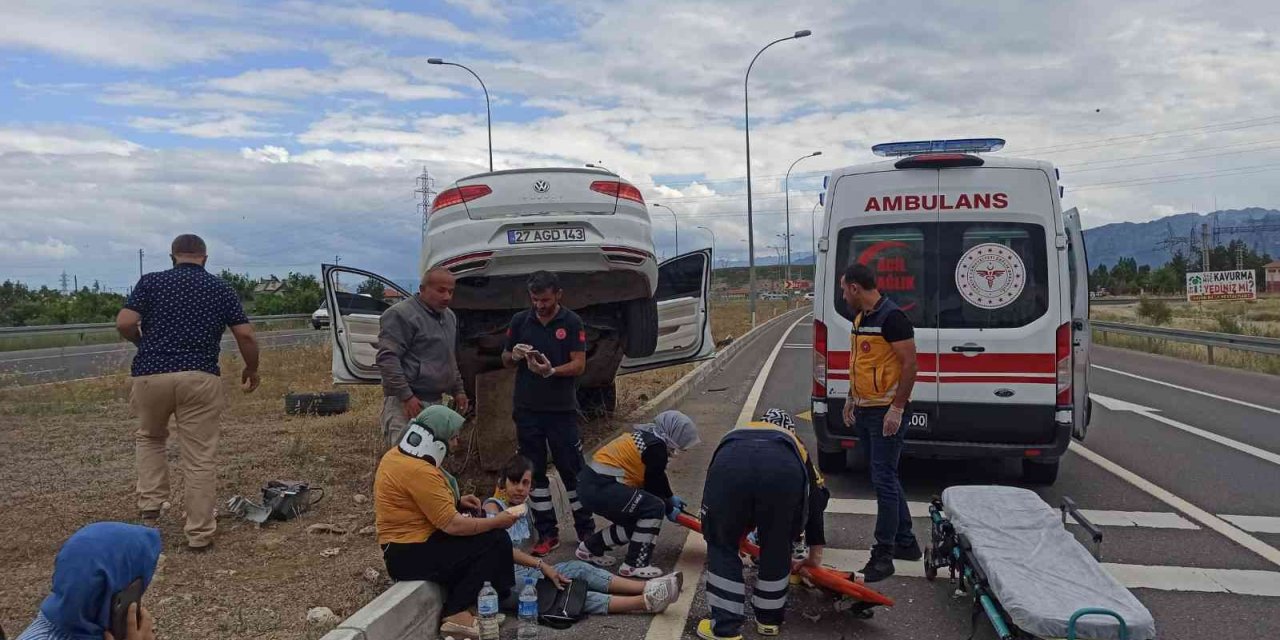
[320,306,810,640]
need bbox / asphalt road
[550,311,1280,640]
[0,328,326,386]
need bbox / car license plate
[906,412,929,432]
[507,228,586,244]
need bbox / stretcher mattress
[941,486,1156,640]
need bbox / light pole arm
[444,62,493,172]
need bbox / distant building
[253,277,284,295]
[383,287,406,302]
[1266,261,1280,294]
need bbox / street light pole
[811,201,822,269]
[785,151,822,283]
[742,28,808,330]
[696,225,717,259]
[428,58,492,172]
[653,203,679,256]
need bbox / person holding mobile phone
[15,522,160,640]
[500,271,594,557]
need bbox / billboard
[1185,270,1256,302]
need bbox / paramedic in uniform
[840,262,921,582]
[698,409,830,640]
[578,410,701,578]
[501,270,594,556]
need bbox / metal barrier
[0,314,311,337]
[1091,320,1280,365]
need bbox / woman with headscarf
[374,405,519,638]
[17,522,161,640]
[577,410,701,579]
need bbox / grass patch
[1092,330,1280,375]
[0,318,312,353]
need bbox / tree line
[1090,240,1272,296]
[1,271,326,327]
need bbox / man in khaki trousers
[116,234,260,551]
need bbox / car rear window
[833,222,1049,329]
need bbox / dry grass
[0,298,794,638]
[0,318,311,353]
[1090,297,1280,374]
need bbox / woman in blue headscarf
[17,522,162,640]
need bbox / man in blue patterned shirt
[115,234,260,551]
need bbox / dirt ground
[0,298,788,639]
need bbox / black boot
[859,550,895,583]
[893,539,923,561]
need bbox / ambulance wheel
[1021,459,1060,485]
[817,449,847,473]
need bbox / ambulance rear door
[933,168,1060,446]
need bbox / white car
[311,306,329,330]
[803,291,815,301]
[322,167,715,413]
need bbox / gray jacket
[375,296,464,401]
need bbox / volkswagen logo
[532,180,550,193]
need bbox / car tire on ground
[622,297,658,358]
[1021,458,1060,485]
[817,449,847,473]
[285,391,350,416]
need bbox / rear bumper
[810,396,1072,461]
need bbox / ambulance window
[833,224,933,327]
[937,223,1049,329]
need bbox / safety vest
[850,296,904,407]
[591,432,653,488]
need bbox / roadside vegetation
[1092,296,1280,374]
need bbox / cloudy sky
[2,0,1278,291]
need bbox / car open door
[1063,208,1092,439]
[618,248,715,374]
[322,264,411,384]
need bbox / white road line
[782,345,810,349]
[1092,364,1280,416]
[1092,393,1280,467]
[826,498,1200,530]
[821,549,1280,597]
[1222,515,1280,535]
[645,313,808,640]
[1070,442,1280,568]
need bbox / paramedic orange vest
[850,296,904,407]
[591,432,649,488]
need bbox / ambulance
[810,139,1091,485]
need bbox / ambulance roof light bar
[872,138,1006,157]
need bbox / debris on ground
[320,547,342,558]
[358,525,376,536]
[363,567,381,583]
[306,523,348,535]
[306,607,341,625]
[353,494,369,504]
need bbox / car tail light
[1056,321,1072,406]
[603,245,652,265]
[440,251,494,274]
[431,184,492,213]
[590,180,645,204]
[813,319,828,398]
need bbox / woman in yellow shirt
[374,405,519,637]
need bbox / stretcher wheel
[924,545,938,581]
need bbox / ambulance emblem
[956,243,1025,310]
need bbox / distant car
[803,291,815,301]
[760,292,787,300]
[311,306,329,330]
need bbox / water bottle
[518,576,539,640]
[477,581,500,640]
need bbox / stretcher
[924,486,1156,640]
[674,511,895,618]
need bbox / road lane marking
[826,498,1200,530]
[1092,364,1280,416]
[1222,515,1280,535]
[645,313,809,640]
[822,549,1280,597]
[1070,442,1280,568]
[1092,393,1280,467]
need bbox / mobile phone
[110,578,144,640]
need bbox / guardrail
[1091,320,1280,364]
[0,314,311,337]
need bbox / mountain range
[1080,208,1280,268]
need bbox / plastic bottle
[478,581,500,640]
[518,576,539,640]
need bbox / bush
[1136,297,1172,325]
[1214,313,1244,335]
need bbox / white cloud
[206,67,459,102]
[442,0,508,22]
[99,83,292,113]
[128,113,276,139]
[0,126,140,156]
[0,238,80,261]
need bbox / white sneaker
[576,543,618,567]
[643,576,675,612]
[620,563,664,579]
